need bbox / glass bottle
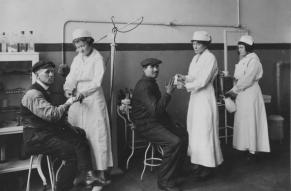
[27,30,35,52]
[1,32,8,52]
[18,31,27,52]
[8,32,18,52]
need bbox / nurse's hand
[225,90,237,100]
[64,90,73,98]
[165,77,176,94]
[76,92,85,103]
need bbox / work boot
[73,170,109,187]
[158,184,182,191]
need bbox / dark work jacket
[20,83,66,145]
[131,75,171,131]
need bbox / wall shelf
[0,53,39,178]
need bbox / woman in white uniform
[64,29,113,184]
[177,31,223,179]
[226,35,270,160]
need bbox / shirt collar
[142,74,156,82]
[36,79,49,91]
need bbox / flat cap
[140,58,162,67]
[32,61,55,73]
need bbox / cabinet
[0,52,41,176]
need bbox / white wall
[0,0,290,43]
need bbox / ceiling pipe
[62,20,242,65]
[62,0,243,65]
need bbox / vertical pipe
[223,30,229,76]
[110,42,119,168]
[276,62,282,113]
[237,0,240,27]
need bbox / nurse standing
[177,31,223,179]
[226,35,270,160]
[64,29,113,184]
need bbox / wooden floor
[0,131,290,191]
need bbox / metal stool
[26,154,65,191]
[140,142,164,180]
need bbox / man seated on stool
[131,58,188,191]
[20,60,109,191]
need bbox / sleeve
[185,55,217,92]
[80,56,105,97]
[64,57,78,92]
[231,58,260,93]
[141,82,171,116]
[22,89,69,122]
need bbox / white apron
[185,49,223,167]
[64,49,113,170]
[232,53,270,153]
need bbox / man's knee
[169,136,182,148]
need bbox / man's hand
[165,77,176,94]
[65,97,78,105]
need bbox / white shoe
[92,186,103,191]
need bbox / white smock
[231,52,270,153]
[185,49,223,167]
[64,49,113,170]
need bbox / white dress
[64,49,113,170]
[231,52,270,153]
[185,49,223,167]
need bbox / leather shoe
[73,170,110,187]
[198,167,213,180]
[172,177,186,186]
[158,185,182,191]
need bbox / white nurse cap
[72,29,93,41]
[192,31,211,42]
[238,35,254,46]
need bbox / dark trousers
[23,127,93,190]
[137,121,188,187]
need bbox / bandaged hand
[176,74,186,82]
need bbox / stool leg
[150,145,154,172]
[126,129,135,169]
[56,160,66,182]
[35,154,47,187]
[46,156,55,191]
[140,142,151,180]
[26,155,34,191]
[158,145,164,156]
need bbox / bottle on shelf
[0,32,8,52]
[8,32,18,52]
[27,30,35,52]
[18,31,28,52]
